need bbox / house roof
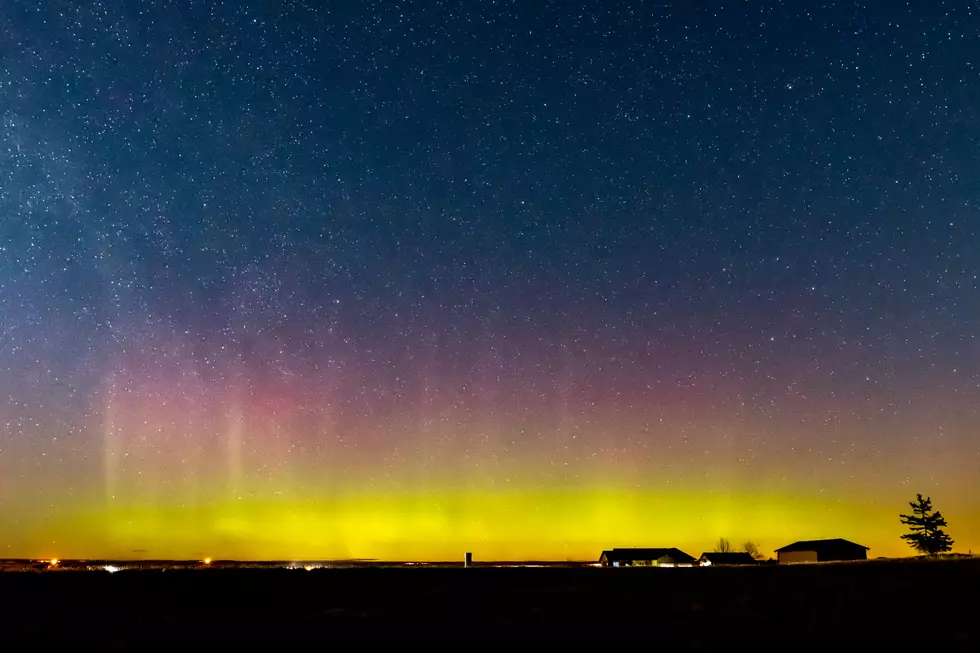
[600,548,697,564]
[698,552,758,565]
[774,538,869,553]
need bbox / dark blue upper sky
[1,0,978,454]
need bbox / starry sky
[1,0,978,562]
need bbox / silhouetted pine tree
[900,494,954,555]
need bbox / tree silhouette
[743,540,761,559]
[900,494,954,555]
[715,537,732,553]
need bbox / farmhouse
[774,538,869,563]
[599,548,697,567]
[698,552,758,566]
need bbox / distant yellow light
[203,558,212,565]
[48,558,59,567]
[304,565,314,571]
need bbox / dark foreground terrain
[1,558,978,650]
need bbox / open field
[2,558,978,649]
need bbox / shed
[774,538,869,563]
[698,552,758,566]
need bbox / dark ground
[1,558,978,650]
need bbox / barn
[774,538,869,563]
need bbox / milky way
[1,1,978,560]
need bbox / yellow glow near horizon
[4,369,967,563]
[13,484,975,562]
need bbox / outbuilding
[774,538,869,563]
[698,552,758,566]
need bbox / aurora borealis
[1,1,979,562]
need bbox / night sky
[1,1,978,561]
